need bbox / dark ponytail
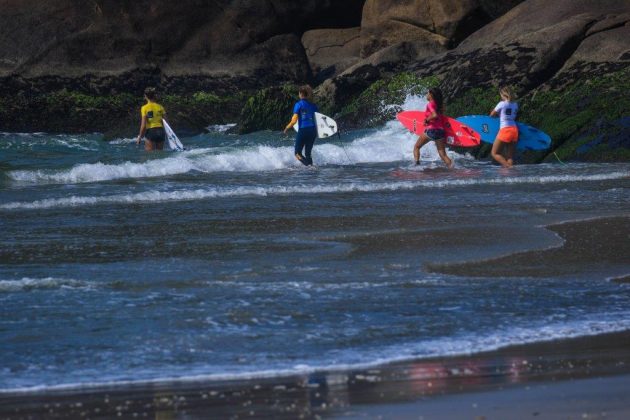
[428,87,444,114]
[144,87,158,101]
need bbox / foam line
[2,316,629,395]
[2,172,627,211]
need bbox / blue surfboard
[456,115,551,151]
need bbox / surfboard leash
[337,131,353,165]
[553,151,566,165]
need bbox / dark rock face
[0,0,363,133]
[320,0,629,107]
[302,28,361,83]
[0,0,364,83]
[359,0,522,57]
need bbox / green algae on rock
[336,73,440,129]
[239,85,298,135]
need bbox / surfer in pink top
[413,88,453,168]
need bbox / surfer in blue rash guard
[283,85,318,166]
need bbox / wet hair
[428,87,445,114]
[298,85,313,100]
[144,87,158,101]
[500,86,515,102]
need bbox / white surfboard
[293,112,338,139]
[163,119,185,151]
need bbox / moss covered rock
[522,68,630,162]
[0,88,245,138]
[336,73,440,129]
[239,85,298,134]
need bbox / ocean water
[1,96,629,394]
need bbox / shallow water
[1,101,629,393]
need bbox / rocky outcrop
[0,0,365,86]
[547,15,630,87]
[360,0,518,57]
[302,28,361,83]
[0,0,364,134]
[322,0,630,161]
[323,0,629,107]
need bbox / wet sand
[428,216,630,278]
[1,331,629,419]
[337,374,630,419]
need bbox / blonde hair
[500,86,515,102]
[298,85,313,100]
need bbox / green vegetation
[239,84,297,134]
[44,90,136,111]
[520,68,630,161]
[447,87,497,118]
[0,88,244,135]
[163,91,228,107]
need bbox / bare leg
[491,138,511,168]
[144,139,156,152]
[413,134,430,164]
[435,140,453,168]
[505,142,516,167]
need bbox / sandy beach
[2,330,629,419]
[428,216,630,278]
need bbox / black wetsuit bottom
[145,127,166,144]
[294,126,317,166]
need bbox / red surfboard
[396,110,481,147]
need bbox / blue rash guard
[294,99,318,129]
[293,99,318,166]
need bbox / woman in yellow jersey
[137,87,166,151]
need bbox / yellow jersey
[140,101,165,129]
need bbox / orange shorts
[497,126,519,143]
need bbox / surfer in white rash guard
[490,86,519,168]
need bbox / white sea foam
[2,171,627,211]
[6,132,436,185]
[0,277,94,292]
[2,315,629,395]
[0,132,103,152]
[4,94,442,185]
[108,137,137,145]
[207,123,237,132]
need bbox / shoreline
[2,214,629,418]
[2,330,629,418]
[428,215,630,278]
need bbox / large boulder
[359,0,524,58]
[437,0,630,95]
[323,0,630,109]
[0,1,98,77]
[302,28,361,83]
[549,15,630,86]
